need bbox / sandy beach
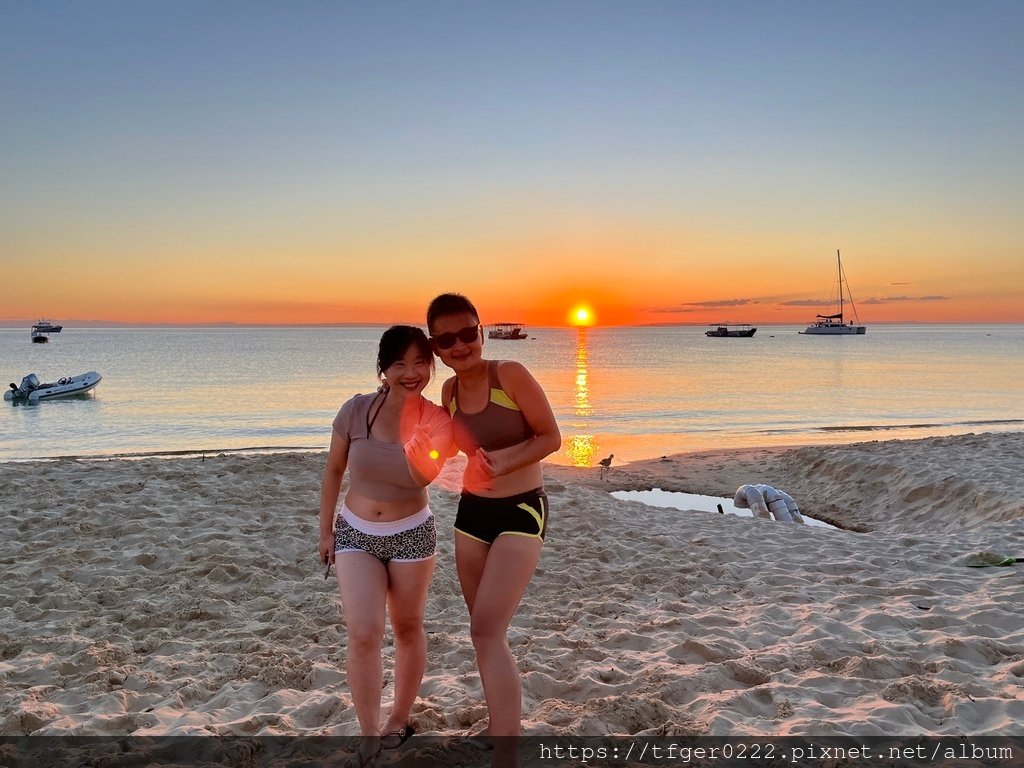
[2,431,1023,738]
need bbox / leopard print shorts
[334,505,436,563]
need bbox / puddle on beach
[610,489,841,530]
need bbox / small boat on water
[800,250,866,335]
[706,324,757,338]
[5,371,102,403]
[488,322,528,340]
[33,319,63,333]
[30,318,63,343]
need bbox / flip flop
[959,551,1021,567]
[380,724,414,750]
[345,739,381,768]
[462,729,493,750]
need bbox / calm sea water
[2,325,1022,466]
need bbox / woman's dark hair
[377,325,434,377]
[426,292,479,332]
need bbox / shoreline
[0,445,322,464]
[3,425,1021,464]
[5,429,1024,534]
[2,431,1023,736]
[3,441,794,466]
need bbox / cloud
[653,294,950,313]
[784,295,951,307]
[889,282,911,286]
[651,298,758,313]
[861,295,951,305]
[684,298,756,308]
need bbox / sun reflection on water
[574,328,591,417]
[563,328,602,468]
[564,434,598,468]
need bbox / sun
[569,304,595,327]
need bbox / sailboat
[800,250,866,335]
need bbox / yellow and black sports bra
[448,360,534,453]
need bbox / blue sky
[3,1,1023,324]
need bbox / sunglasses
[431,324,481,350]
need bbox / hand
[464,449,495,492]
[476,448,497,479]
[319,532,335,569]
[478,448,516,479]
[403,424,437,463]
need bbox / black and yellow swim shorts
[455,488,548,545]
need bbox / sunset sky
[3,2,1023,326]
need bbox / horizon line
[3,320,1022,329]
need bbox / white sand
[2,432,1023,736]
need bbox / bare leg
[455,533,490,614]
[457,533,542,768]
[380,556,435,736]
[335,552,388,737]
[455,534,491,740]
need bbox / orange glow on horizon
[5,237,1022,326]
[5,286,1023,327]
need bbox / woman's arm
[479,361,561,477]
[319,427,350,565]
[441,377,460,457]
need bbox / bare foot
[463,725,492,749]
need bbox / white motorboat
[706,324,757,337]
[32,319,63,333]
[800,250,866,335]
[5,371,102,403]
[30,318,63,343]
[488,322,528,340]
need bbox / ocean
[2,325,1022,466]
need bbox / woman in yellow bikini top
[427,292,561,760]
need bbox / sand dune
[2,432,1023,737]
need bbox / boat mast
[837,249,844,323]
